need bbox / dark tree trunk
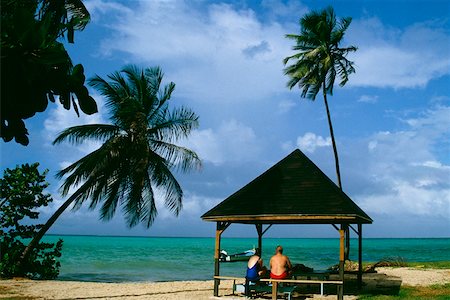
[19,181,90,266]
[322,89,342,189]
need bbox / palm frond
[149,156,183,217]
[122,65,147,105]
[53,124,119,145]
[139,179,157,228]
[56,136,124,195]
[99,172,127,221]
[149,106,199,143]
[123,176,145,227]
[150,141,202,173]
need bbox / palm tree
[20,65,201,265]
[283,6,357,189]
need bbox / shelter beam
[262,224,273,235]
[255,224,263,254]
[349,224,358,235]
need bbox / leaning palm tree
[283,6,357,189]
[20,65,201,265]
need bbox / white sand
[376,267,450,286]
[1,268,449,300]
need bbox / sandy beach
[1,267,449,300]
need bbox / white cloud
[403,105,450,132]
[91,0,292,104]
[358,95,378,103]
[43,94,107,154]
[84,0,132,22]
[356,105,450,217]
[277,99,297,113]
[178,193,222,219]
[360,181,450,217]
[430,95,450,104]
[183,119,261,165]
[418,161,450,170]
[296,132,331,153]
[348,18,450,89]
[89,1,450,103]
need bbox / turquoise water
[43,235,450,282]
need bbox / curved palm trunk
[322,90,342,190]
[19,182,89,267]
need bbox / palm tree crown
[53,65,201,227]
[284,6,357,99]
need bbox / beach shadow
[344,271,402,297]
[294,272,402,297]
[221,272,402,299]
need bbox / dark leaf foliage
[1,0,96,145]
[0,163,63,279]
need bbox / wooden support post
[338,228,345,300]
[358,224,363,289]
[345,225,350,260]
[272,281,278,300]
[256,224,263,256]
[214,222,230,297]
[213,225,221,297]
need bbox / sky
[1,0,449,238]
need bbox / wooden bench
[260,278,343,299]
[213,276,295,299]
[214,275,343,299]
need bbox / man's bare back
[269,245,292,279]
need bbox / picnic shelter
[201,149,373,299]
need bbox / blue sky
[1,0,449,238]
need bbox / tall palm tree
[283,6,357,189]
[21,65,201,264]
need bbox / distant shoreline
[45,234,450,239]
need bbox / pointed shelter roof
[201,149,372,224]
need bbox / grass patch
[406,261,450,269]
[358,283,450,300]
[361,259,450,272]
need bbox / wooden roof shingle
[201,149,372,224]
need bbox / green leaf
[67,24,74,43]
[78,95,98,115]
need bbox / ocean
[42,235,450,283]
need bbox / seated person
[269,245,292,279]
[246,248,267,281]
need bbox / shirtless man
[269,245,292,279]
